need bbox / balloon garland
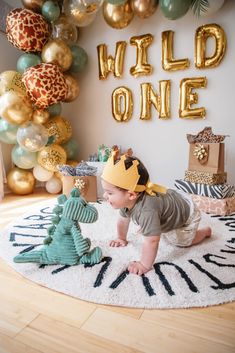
[0,0,226,195]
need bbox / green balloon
[160,0,191,20]
[47,103,62,117]
[11,145,38,169]
[62,138,79,160]
[69,45,88,73]
[17,54,42,73]
[0,118,18,144]
[42,0,61,22]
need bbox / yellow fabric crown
[101,151,167,195]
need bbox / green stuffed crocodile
[14,188,102,265]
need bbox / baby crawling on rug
[101,151,212,276]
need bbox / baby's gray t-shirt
[119,189,190,236]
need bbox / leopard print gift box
[191,194,235,216]
[184,170,227,185]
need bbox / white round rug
[0,199,235,309]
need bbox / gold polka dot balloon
[37,144,67,172]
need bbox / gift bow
[135,180,167,195]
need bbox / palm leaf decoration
[191,0,210,17]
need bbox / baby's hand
[128,261,150,276]
[109,238,128,247]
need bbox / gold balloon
[130,34,153,77]
[7,167,35,195]
[130,0,158,19]
[162,31,190,71]
[112,86,133,122]
[33,109,50,124]
[63,74,79,102]
[21,0,46,13]
[195,23,227,69]
[37,144,67,172]
[44,116,72,144]
[0,91,33,125]
[179,77,207,119]
[140,81,171,120]
[41,39,73,72]
[0,70,26,96]
[97,41,127,80]
[103,1,134,29]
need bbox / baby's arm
[128,235,160,275]
[110,215,130,247]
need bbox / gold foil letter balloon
[41,39,73,72]
[0,71,26,96]
[130,34,154,77]
[97,41,127,79]
[103,1,134,29]
[195,23,227,69]
[6,8,51,53]
[0,91,33,125]
[37,144,67,172]
[22,63,68,109]
[179,77,207,119]
[112,86,133,122]
[140,81,171,120]
[7,167,35,195]
[162,31,190,71]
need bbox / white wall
[1,1,235,188]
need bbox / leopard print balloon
[6,8,51,53]
[22,63,68,109]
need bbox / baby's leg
[191,227,212,246]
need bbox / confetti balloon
[0,71,26,96]
[16,121,48,152]
[0,91,33,125]
[6,8,51,52]
[37,144,67,172]
[52,14,78,45]
[22,63,68,109]
[7,167,35,195]
[64,0,97,27]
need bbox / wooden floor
[0,190,234,353]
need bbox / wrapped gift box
[175,179,235,199]
[191,194,235,216]
[184,170,227,185]
[62,175,97,202]
[87,161,106,199]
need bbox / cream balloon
[33,164,54,182]
[45,176,62,194]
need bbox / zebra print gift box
[174,179,235,199]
